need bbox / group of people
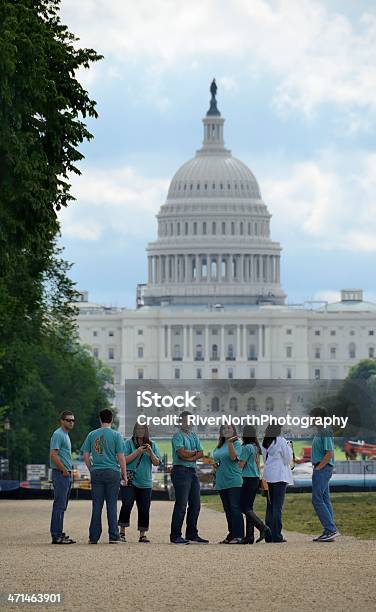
[49,407,339,545]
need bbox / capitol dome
[143,80,286,307]
[167,155,262,201]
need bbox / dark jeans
[265,481,287,542]
[90,469,121,542]
[50,469,72,539]
[241,477,259,513]
[219,487,244,540]
[118,484,152,531]
[170,466,201,541]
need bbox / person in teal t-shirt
[212,424,244,543]
[118,422,162,543]
[170,411,209,544]
[49,410,76,544]
[238,425,270,545]
[81,409,127,544]
[310,407,339,542]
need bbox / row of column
[159,324,266,361]
[148,254,280,285]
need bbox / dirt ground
[0,499,375,612]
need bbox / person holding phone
[238,425,271,544]
[118,423,162,542]
[262,424,293,543]
[213,424,244,544]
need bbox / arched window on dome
[240,222,244,235]
[190,184,193,190]
[231,222,235,235]
[183,183,187,191]
[222,222,226,235]
[255,223,258,235]
[170,223,173,235]
[193,222,197,235]
[241,184,244,190]
[203,222,207,235]
[197,183,200,190]
[212,183,216,190]
[227,183,231,190]
[204,183,208,190]
[184,222,188,235]
[177,223,180,236]
[220,183,223,190]
[212,222,216,235]
[248,222,251,235]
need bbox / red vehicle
[343,440,376,460]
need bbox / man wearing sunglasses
[49,411,76,544]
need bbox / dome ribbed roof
[167,153,262,200]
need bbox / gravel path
[0,499,375,612]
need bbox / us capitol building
[75,82,376,432]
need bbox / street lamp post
[4,417,10,479]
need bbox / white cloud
[60,0,376,121]
[59,165,169,241]
[261,149,376,252]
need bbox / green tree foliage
[0,1,107,476]
[318,360,376,441]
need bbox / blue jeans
[312,465,337,533]
[118,485,152,531]
[50,469,72,540]
[219,487,244,540]
[265,481,287,542]
[170,466,201,541]
[90,469,121,542]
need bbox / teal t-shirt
[124,438,162,488]
[213,439,243,490]
[80,427,124,472]
[50,427,72,471]
[172,430,203,468]
[240,443,260,478]
[311,431,335,466]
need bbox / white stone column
[197,255,201,281]
[240,255,244,282]
[204,326,209,360]
[160,326,165,360]
[148,257,152,284]
[167,325,171,359]
[184,255,189,282]
[189,325,194,357]
[220,326,225,360]
[183,325,188,358]
[258,325,262,358]
[236,325,241,359]
[242,324,246,358]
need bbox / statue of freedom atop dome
[210,78,217,98]
[207,78,221,116]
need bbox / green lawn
[202,492,376,540]
[153,438,347,462]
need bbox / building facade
[75,86,376,432]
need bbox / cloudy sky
[58,0,376,308]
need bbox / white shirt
[262,437,294,485]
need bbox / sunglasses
[64,418,75,423]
